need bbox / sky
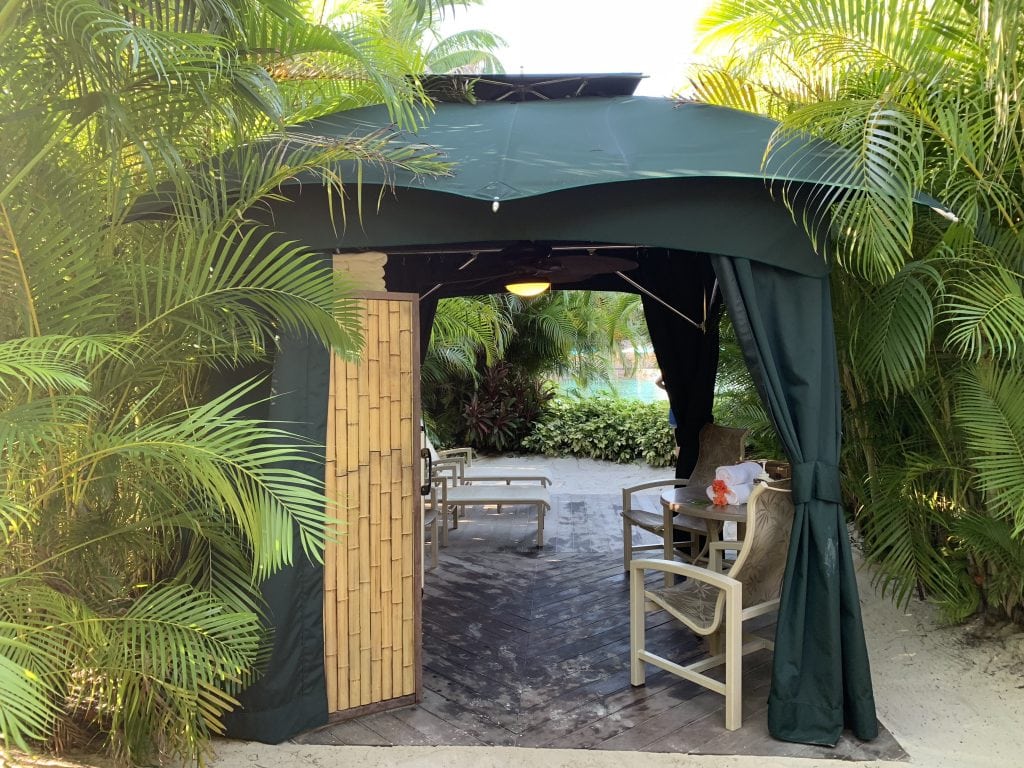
[439,0,717,97]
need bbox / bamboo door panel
[323,292,420,716]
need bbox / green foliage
[422,291,653,447]
[375,0,506,75]
[522,396,677,467]
[953,513,1024,623]
[697,0,1024,622]
[0,0,501,763]
[460,362,554,452]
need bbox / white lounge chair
[427,474,551,548]
[422,431,553,487]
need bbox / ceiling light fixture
[505,281,550,297]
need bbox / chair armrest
[435,453,467,469]
[629,557,739,593]
[438,447,474,465]
[432,459,463,482]
[708,539,744,571]
[622,478,693,515]
[622,478,691,495]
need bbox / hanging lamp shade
[505,281,550,297]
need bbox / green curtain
[712,256,877,746]
[221,328,330,742]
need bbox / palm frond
[71,379,332,578]
[78,583,262,763]
[954,363,1024,532]
[771,99,923,279]
[942,263,1024,361]
[852,260,942,394]
[952,513,1024,618]
[859,458,970,608]
[424,29,506,74]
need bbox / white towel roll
[706,481,754,506]
[715,461,764,485]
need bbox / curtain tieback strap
[792,461,842,505]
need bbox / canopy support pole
[616,271,705,331]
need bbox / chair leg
[536,503,545,547]
[724,587,743,730]
[708,626,724,657]
[622,492,633,572]
[629,568,647,686]
[430,517,439,569]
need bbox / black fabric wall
[220,329,331,742]
[635,250,722,477]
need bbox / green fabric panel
[266,179,830,277]
[712,256,878,746]
[221,327,330,742]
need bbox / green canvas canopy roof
[290,95,855,203]
[225,80,942,280]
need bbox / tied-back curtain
[221,328,331,742]
[712,256,877,746]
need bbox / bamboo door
[323,291,421,718]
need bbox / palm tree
[692,0,1024,619]
[0,0,462,761]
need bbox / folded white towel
[715,461,764,485]
[706,481,754,506]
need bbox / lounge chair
[629,482,794,730]
[426,442,553,487]
[427,473,551,547]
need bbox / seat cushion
[463,467,552,485]
[443,484,551,508]
[621,509,708,535]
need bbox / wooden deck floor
[296,492,907,760]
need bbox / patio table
[659,486,747,585]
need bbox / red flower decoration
[711,478,729,506]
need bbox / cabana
[216,74,903,748]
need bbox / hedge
[521,396,676,467]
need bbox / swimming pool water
[558,378,668,403]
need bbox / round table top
[660,485,748,522]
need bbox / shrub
[522,395,676,466]
[461,362,555,452]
